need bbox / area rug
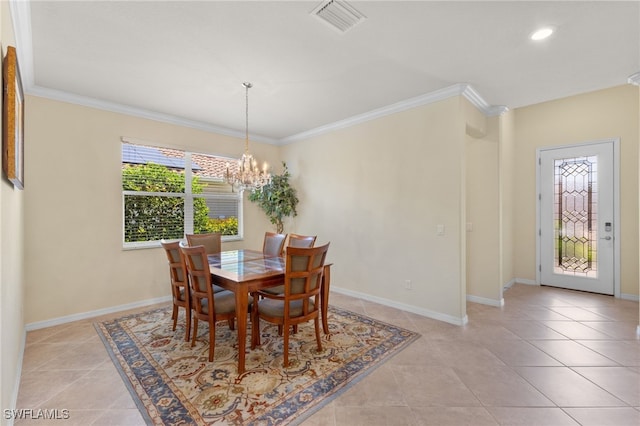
[95,304,420,425]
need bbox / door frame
[535,138,621,297]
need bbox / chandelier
[224,82,271,192]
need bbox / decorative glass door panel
[554,156,597,278]
[540,142,614,295]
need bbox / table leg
[235,289,249,375]
[321,264,331,334]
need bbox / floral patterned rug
[95,304,420,425]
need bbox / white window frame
[121,140,243,249]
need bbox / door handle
[601,236,612,240]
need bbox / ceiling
[11,1,640,144]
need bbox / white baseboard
[514,278,537,286]
[503,279,516,290]
[466,294,504,307]
[331,286,468,326]
[25,295,172,331]
[620,293,640,302]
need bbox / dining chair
[251,243,330,368]
[287,233,317,248]
[180,244,240,362]
[160,240,191,342]
[261,233,317,299]
[263,232,287,256]
[179,240,227,294]
[186,232,222,255]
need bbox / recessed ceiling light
[531,27,554,41]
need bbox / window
[121,140,242,248]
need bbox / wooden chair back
[186,232,221,255]
[288,233,317,248]
[180,244,215,316]
[284,243,329,304]
[263,232,287,256]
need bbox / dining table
[208,249,332,375]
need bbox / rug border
[94,322,155,426]
[96,305,421,425]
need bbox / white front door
[539,141,616,295]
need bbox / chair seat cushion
[261,284,284,295]
[198,290,252,315]
[258,298,315,318]
[213,284,225,293]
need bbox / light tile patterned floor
[15,284,640,425]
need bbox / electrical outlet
[404,279,412,290]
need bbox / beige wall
[23,96,280,324]
[499,110,516,290]
[21,93,490,328]
[513,85,639,297]
[466,112,502,304]
[1,0,25,421]
[281,96,469,323]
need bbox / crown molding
[31,80,503,147]
[281,83,507,144]
[461,84,509,116]
[628,71,640,86]
[9,0,34,88]
[28,85,278,144]
[29,79,506,146]
[487,105,510,116]
[280,84,465,144]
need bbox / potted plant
[249,162,299,234]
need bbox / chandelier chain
[244,82,251,153]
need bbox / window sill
[122,235,244,250]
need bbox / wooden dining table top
[207,249,285,284]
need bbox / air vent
[311,0,366,34]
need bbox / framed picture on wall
[3,45,24,189]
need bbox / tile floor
[14,283,640,425]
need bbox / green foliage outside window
[209,217,239,235]
[123,163,223,242]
